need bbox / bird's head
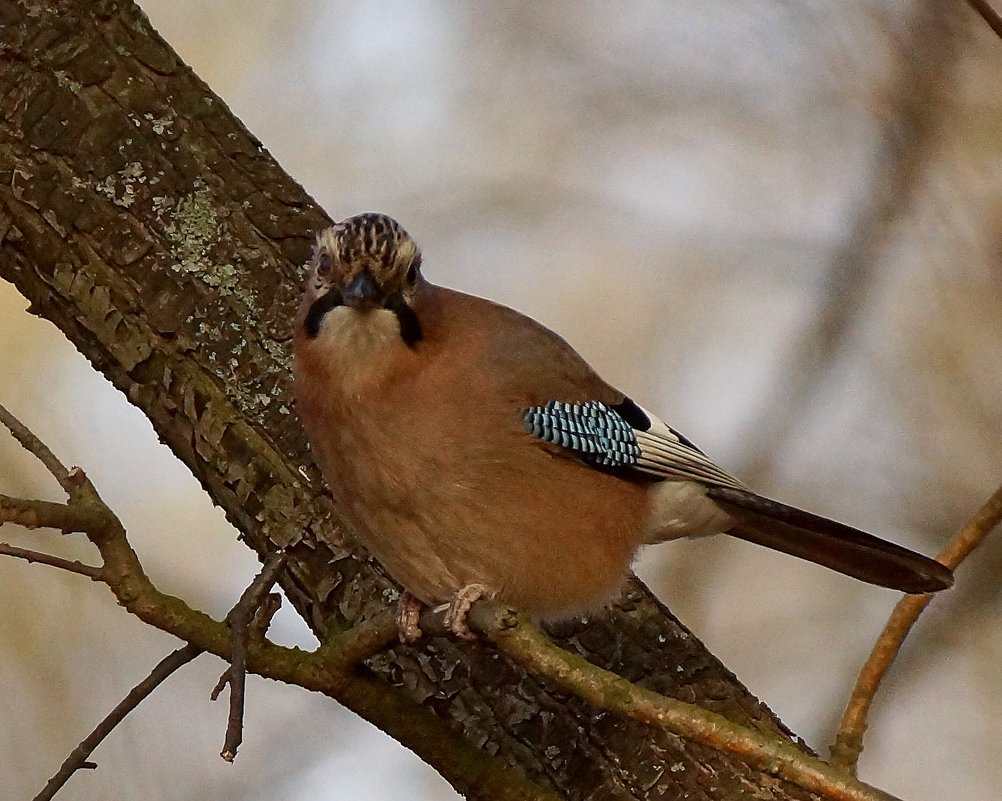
[301,213,424,345]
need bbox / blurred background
[2,1,1000,799]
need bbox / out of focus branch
[738,0,963,481]
[967,0,1002,38]
[33,644,203,801]
[830,483,1002,772]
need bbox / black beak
[343,269,381,309]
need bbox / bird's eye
[317,251,332,277]
[405,260,420,285]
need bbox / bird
[293,212,954,641]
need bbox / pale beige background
[2,2,1000,799]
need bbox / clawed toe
[397,585,495,642]
[397,592,424,643]
[443,583,491,640]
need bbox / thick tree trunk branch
[0,2,900,799]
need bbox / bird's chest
[298,335,506,599]
[323,397,448,511]
[299,333,471,505]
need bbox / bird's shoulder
[415,284,624,408]
[412,284,745,488]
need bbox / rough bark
[1,3,818,799]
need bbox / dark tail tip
[707,486,955,594]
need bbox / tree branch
[213,551,289,762]
[830,483,1002,771]
[967,0,1002,38]
[0,494,109,535]
[456,604,903,801]
[737,0,963,481]
[4,398,971,801]
[0,541,102,579]
[0,402,75,492]
[33,644,203,801]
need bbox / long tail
[706,486,953,594]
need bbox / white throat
[316,306,404,387]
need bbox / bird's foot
[443,583,491,640]
[397,592,424,643]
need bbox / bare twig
[830,483,1002,772]
[0,403,75,493]
[456,602,904,801]
[35,555,289,799]
[967,0,1002,38]
[212,552,289,762]
[249,593,282,642]
[0,541,102,579]
[33,644,203,801]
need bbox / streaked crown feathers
[314,213,421,280]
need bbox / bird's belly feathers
[300,389,648,617]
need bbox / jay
[294,213,953,640]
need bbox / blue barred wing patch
[522,400,641,469]
[523,398,747,488]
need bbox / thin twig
[967,0,1002,38]
[213,552,288,761]
[830,483,1002,772]
[461,602,903,801]
[249,592,282,642]
[0,403,75,493]
[34,555,289,799]
[0,541,102,579]
[33,643,203,801]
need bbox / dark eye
[317,251,332,277]
[405,258,420,285]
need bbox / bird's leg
[397,591,424,643]
[443,583,491,640]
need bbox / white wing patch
[522,399,746,490]
[631,406,746,489]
